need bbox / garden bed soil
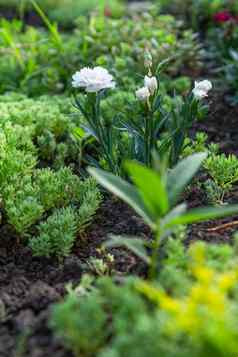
[194,92,238,156]
[1,192,238,355]
[0,199,150,357]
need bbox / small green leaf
[167,152,207,206]
[126,161,169,217]
[73,127,86,140]
[88,167,155,228]
[166,205,238,228]
[104,235,150,265]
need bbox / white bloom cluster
[192,80,212,99]
[136,75,158,101]
[72,67,115,92]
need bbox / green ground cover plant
[0,93,79,166]
[0,120,101,258]
[51,238,238,357]
[204,154,238,204]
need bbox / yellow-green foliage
[139,243,238,356]
[52,239,238,356]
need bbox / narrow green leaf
[31,0,62,49]
[88,167,155,228]
[167,152,207,206]
[104,235,150,265]
[126,161,169,217]
[166,205,238,228]
[161,203,187,228]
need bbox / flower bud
[144,75,158,95]
[136,87,150,102]
[144,50,153,71]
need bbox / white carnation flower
[192,80,212,99]
[144,75,158,95]
[72,66,115,92]
[136,87,150,101]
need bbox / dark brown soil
[193,91,238,156]
[0,199,150,357]
[0,7,44,28]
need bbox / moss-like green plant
[28,176,101,259]
[29,207,78,259]
[0,94,78,165]
[204,153,238,203]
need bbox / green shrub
[0,94,78,165]
[0,12,203,95]
[0,106,101,247]
[29,207,78,259]
[0,123,37,191]
[28,176,101,259]
[4,175,44,235]
[34,167,81,210]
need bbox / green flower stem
[149,225,162,280]
[144,104,153,167]
[92,94,118,174]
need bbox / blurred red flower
[104,6,112,17]
[214,11,233,23]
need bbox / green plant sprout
[89,153,238,278]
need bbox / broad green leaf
[104,235,150,265]
[88,167,155,228]
[165,204,238,228]
[167,152,207,206]
[126,161,169,217]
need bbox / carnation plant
[120,54,212,167]
[72,66,123,175]
[165,79,212,165]
[73,57,212,173]
[89,152,238,278]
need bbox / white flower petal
[72,66,115,92]
[193,80,212,99]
